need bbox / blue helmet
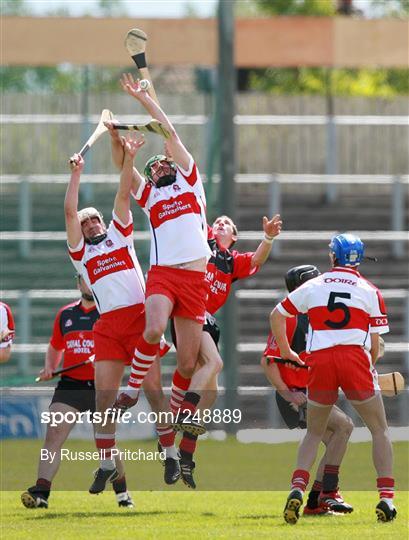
[329,233,364,267]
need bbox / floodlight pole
[218,0,238,430]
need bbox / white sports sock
[100,458,115,470]
[163,445,178,460]
[381,498,395,510]
[124,387,139,399]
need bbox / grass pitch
[1,490,408,540]
[1,438,408,539]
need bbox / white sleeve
[277,282,311,317]
[369,289,389,335]
[111,210,134,245]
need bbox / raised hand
[104,120,123,143]
[69,153,84,173]
[263,214,282,239]
[120,73,148,101]
[123,134,145,158]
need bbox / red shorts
[93,304,145,365]
[146,265,207,324]
[307,345,378,406]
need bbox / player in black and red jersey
[261,265,354,516]
[21,275,134,509]
[171,213,282,488]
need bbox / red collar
[331,266,361,277]
[78,301,96,314]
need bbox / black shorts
[50,376,96,413]
[170,313,220,348]
[275,387,307,429]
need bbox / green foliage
[371,0,409,17]
[249,67,409,96]
[98,0,127,17]
[0,65,126,94]
[255,0,336,16]
[1,0,29,16]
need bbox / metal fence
[1,94,408,175]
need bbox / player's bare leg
[284,402,332,524]
[309,406,354,514]
[90,360,125,494]
[21,402,77,509]
[179,332,223,488]
[351,393,396,521]
[143,357,181,484]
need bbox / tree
[1,0,29,16]
[236,0,409,96]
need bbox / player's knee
[210,355,223,375]
[144,325,164,344]
[177,362,195,379]
[339,415,354,439]
[44,426,68,448]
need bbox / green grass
[1,491,408,539]
[1,439,408,538]
[1,439,408,491]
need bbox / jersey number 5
[325,292,351,329]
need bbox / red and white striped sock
[95,433,116,470]
[157,425,177,459]
[377,477,395,501]
[291,469,310,494]
[126,337,158,398]
[170,370,191,414]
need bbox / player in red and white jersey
[271,234,397,524]
[262,265,354,516]
[21,274,134,509]
[133,152,209,267]
[0,301,15,363]
[172,213,282,488]
[65,134,160,495]
[114,73,211,438]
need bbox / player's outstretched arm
[120,73,191,171]
[251,214,283,269]
[114,135,145,224]
[65,154,84,249]
[105,120,126,171]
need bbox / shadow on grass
[240,514,281,520]
[25,510,183,520]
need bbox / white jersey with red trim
[0,302,15,348]
[276,267,389,352]
[133,156,211,266]
[68,211,145,314]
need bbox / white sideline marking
[237,426,409,444]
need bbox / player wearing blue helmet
[329,233,365,267]
[271,234,396,524]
